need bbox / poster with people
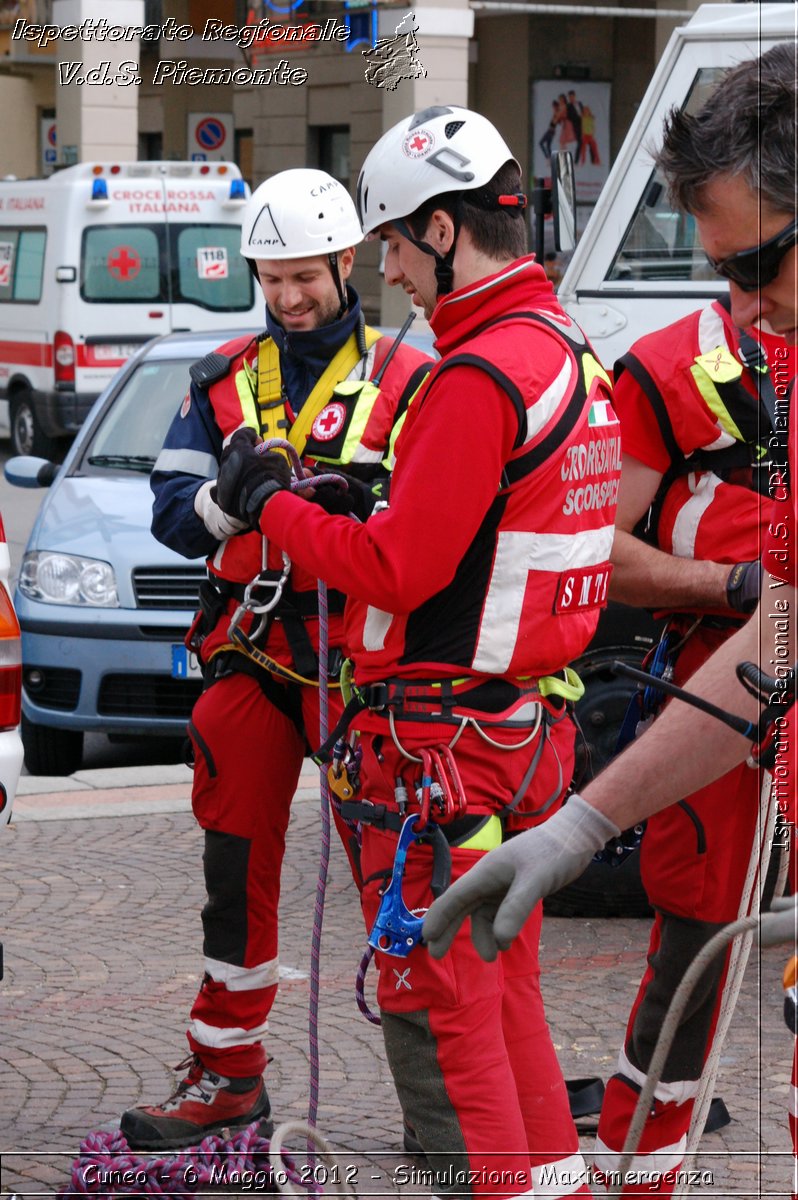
[531,80,611,205]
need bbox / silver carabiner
[228,551,291,641]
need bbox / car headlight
[18,552,119,607]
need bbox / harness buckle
[365,681,390,711]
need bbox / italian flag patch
[588,398,618,426]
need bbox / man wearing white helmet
[119,168,431,1150]
[212,107,619,1197]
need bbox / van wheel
[11,391,60,458]
[21,715,84,776]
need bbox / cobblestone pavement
[0,763,793,1197]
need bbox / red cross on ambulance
[107,246,141,282]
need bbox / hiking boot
[120,1055,273,1150]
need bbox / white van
[0,161,260,455]
[558,2,796,370]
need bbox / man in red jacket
[423,45,797,1197]
[120,168,431,1150]
[593,297,795,1186]
[214,106,619,1199]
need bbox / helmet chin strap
[328,252,348,318]
[392,189,527,299]
[394,195,465,299]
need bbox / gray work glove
[422,794,621,962]
[194,479,249,541]
[726,559,763,614]
[759,894,798,948]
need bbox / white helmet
[356,105,519,236]
[240,168,363,261]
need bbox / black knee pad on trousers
[381,1009,470,1195]
[628,912,728,1082]
[201,829,251,965]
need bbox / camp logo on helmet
[311,401,347,441]
[248,204,286,248]
[402,128,435,158]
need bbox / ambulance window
[606,67,728,284]
[82,226,162,302]
[0,231,19,303]
[14,230,46,302]
[173,225,253,312]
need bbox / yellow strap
[287,326,381,458]
[689,362,745,443]
[256,339,287,441]
[456,814,503,852]
[539,666,585,702]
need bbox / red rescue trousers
[355,712,592,1199]
[185,668,349,1077]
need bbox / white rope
[676,767,776,1198]
[270,1121,357,1199]
[607,914,762,1199]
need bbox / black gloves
[726,559,763,614]
[213,427,292,526]
[307,469,389,521]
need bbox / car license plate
[172,644,202,680]
[93,343,139,362]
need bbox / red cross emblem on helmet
[402,128,434,158]
[312,401,346,442]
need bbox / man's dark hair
[657,43,796,216]
[405,161,528,261]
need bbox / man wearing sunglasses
[424,41,797,1196]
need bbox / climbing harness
[226,439,348,689]
[613,657,796,768]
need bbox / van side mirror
[55,266,76,283]
[551,152,577,253]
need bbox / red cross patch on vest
[312,402,347,442]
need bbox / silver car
[6,330,259,775]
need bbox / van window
[82,226,162,301]
[174,225,253,312]
[606,67,728,284]
[81,223,253,311]
[0,228,46,303]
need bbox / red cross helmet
[240,168,363,262]
[356,106,519,236]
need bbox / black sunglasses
[705,216,798,292]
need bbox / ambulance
[0,161,260,455]
[558,2,797,371]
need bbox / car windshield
[82,357,195,472]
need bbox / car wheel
[11,390,61,458]
[21,715,84,776]
[544,643,654,920]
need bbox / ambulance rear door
[73,163,257,403]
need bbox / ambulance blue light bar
[91,178,109,200]
[229,179,246,200]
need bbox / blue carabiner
[367,815,427,958]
